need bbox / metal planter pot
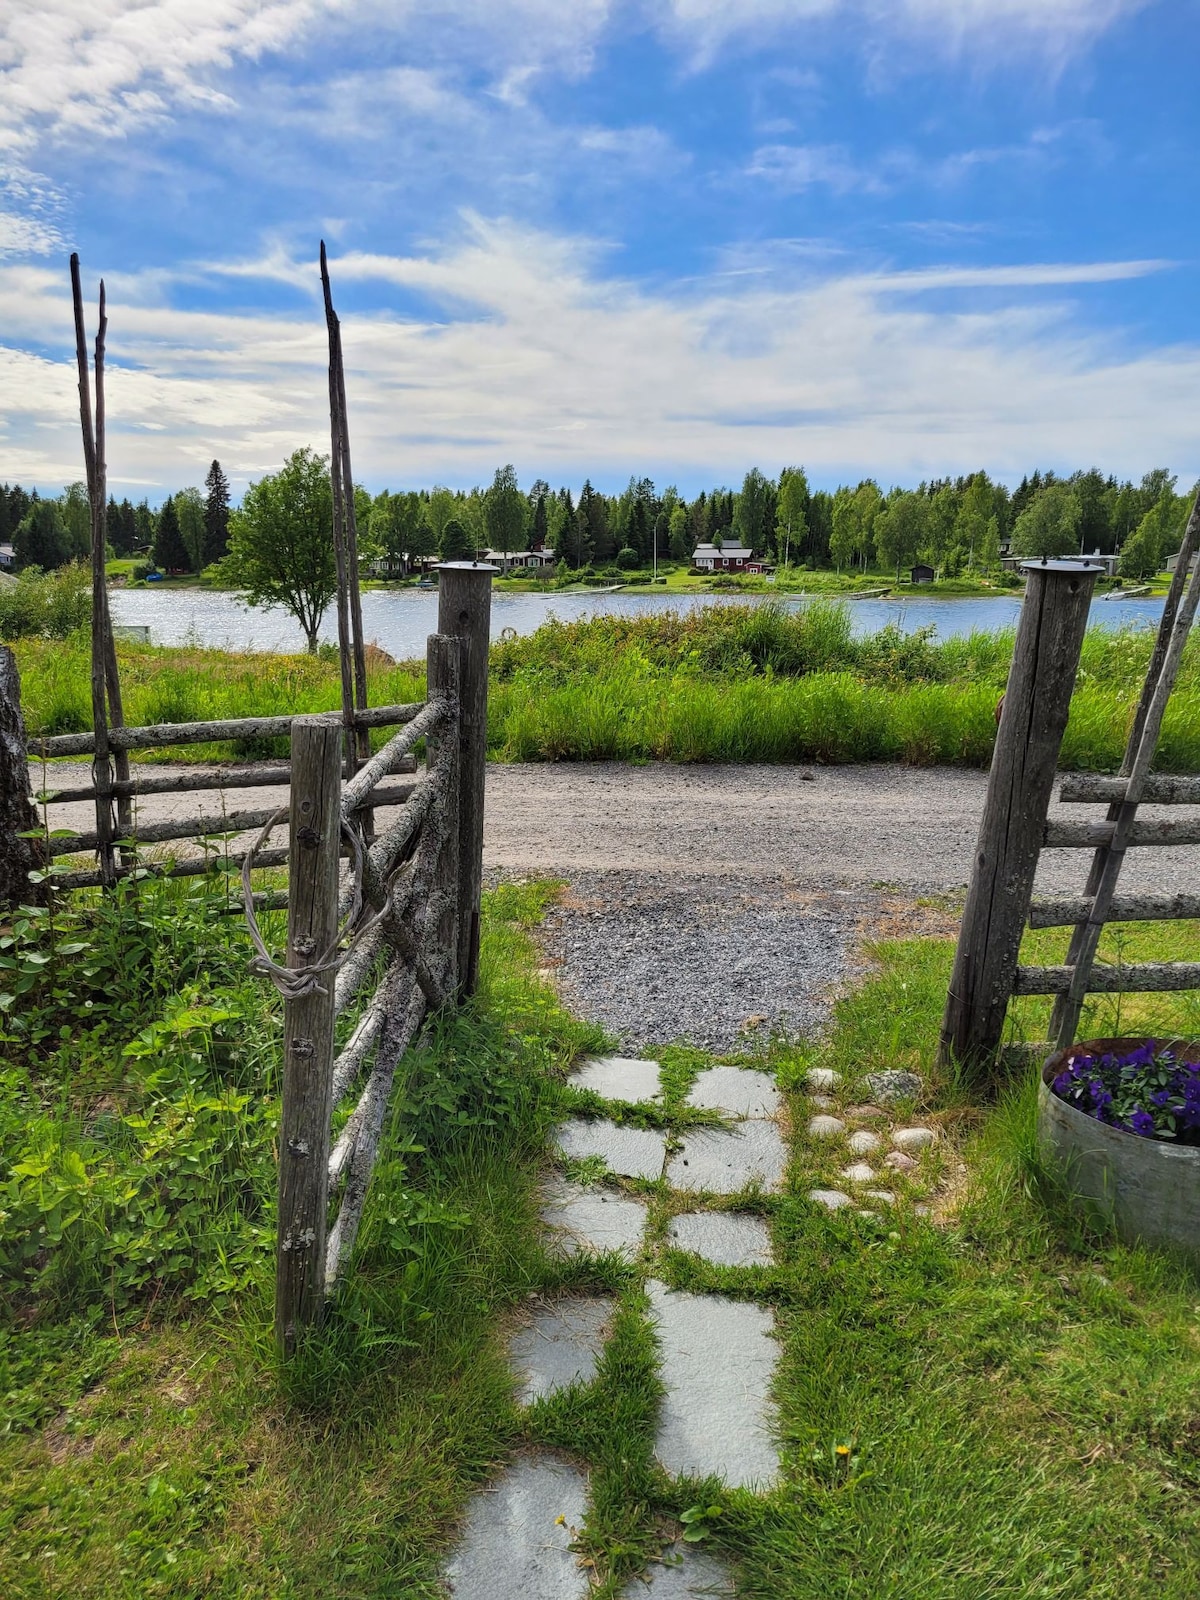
[1037,1036,1200,1267]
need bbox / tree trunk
[0,647,46,906]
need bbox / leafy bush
[0,563,91,641]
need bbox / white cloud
[1,221,1195,495]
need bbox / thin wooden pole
[92,281,133,846]
[1049,491,1200,1040]
[425,633,461,998]
[326,268,370,765]
[70,255,115,888]
[436,562,495,995]
[275,714,342,1357]
[319,243,358,780]
[1050,550,1200,1045]
[938,560,1099,1073]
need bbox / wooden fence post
[275,714,342,1357]
[436,562,496,996]
[0,646,46,907]
[938,559,1100,1074]
[425,633,462,996]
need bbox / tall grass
[12,602,1200,769]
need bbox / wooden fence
[939,498,1200,1073]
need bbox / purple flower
[1128,1108,1156,1137]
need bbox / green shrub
[0,563,91,641]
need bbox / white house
[692,540,753,572]
[1166,547,1199,575]
[0,542,14,572]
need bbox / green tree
[1119,491,1178,581]
[176,487,205,570]
[485,464,525,556]
[221,448,335,653]
[953,473,994,571]
[61,482,91,561]
[668,502,689,561]
[921,484,960,575]
[14,498,72,570]
[775,466,809,566]
[134,499,155,550]
[579,480,612,564]
[1011,482,1082,558]
[425,486,456,548]
[203,460,231,564]
[875,489,928,580]
[530,479,549,549]
[734,467,775,555]
[440,516,472,562]
[153,495,191,573]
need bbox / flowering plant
[1050,1040,1200,1146]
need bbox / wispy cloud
[1,222,1193,495]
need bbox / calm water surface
[109,585,1166,658]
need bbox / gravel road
[37,760,1199,1051]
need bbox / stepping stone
[806,1067,841,1091]
[621,1542,737,1596]
[846,1103,885,1119]
[867,1070,923,1105]
[553,1118,666,1180]
[570,1056,661,1102]
[809,1093,834,1110]
[687,1066,780,1119]
[884,1150,917,1173]
[666,1122,786,1195]
[841,1162,875,1185]
[892,1126,936,1152]
[808,1115,845,1139]
[667,1211,773,1267]
[443,1452,589,1599]
[539,1178,648,1258]
[847,1129,882,1155]
[507,1297,615,1404]
[646,1280,779,1489]
[865,1189,896,1205]
[809,1188,853,1211]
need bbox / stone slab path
[445,1051,941,1591]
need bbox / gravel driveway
[36,759,1199,1052]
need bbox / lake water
[109,584,1166,659]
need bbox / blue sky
[1,0,1198,500]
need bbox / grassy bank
[10,599,1200,769]
[4,873,1198,1597]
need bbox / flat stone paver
[647,1280,780,1488]
[809,1188,853,1211]
[570,1056,662,1102]
[687,1066,780,1119]
[539,1178,649,1257]
[666,1121,787,1195]
[667,1211,773,1267]
[553,1118,666,1180]
[443,1452,589,1599]
[621,1542,737,1596]
[508,1297,616,1404]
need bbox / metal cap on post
[938,559,1100,1074]
[436,561,497,996]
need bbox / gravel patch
[537,870,859,1052]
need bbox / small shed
[910,563,935,584]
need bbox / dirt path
[37,758,1198,896]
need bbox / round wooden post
[0,647,46,907]
[938,560,1100,1073]
[436,561,496,996]
[276,713,342,1356]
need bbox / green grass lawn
[13,600,1200,771]
[3,875,1198,1598]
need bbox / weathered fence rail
[266,569,493,1355]
[939,497,1200,1073]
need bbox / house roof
[693,542,752,559]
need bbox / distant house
[1166,547,1199,575]
[910,563,935,584]
[745,559,775,575]
[0,542,14,571]
[483,548,557,574]
[1001,550,1119,575]
[693,541,753,572]
[1080,550,1119,577]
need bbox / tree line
[0,461,231,575]
[3,456,1191,595]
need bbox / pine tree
[440,516,473,562]
[203,459,231,565]
[153,494,191,573]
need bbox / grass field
[10,600,1200,771]
[2,870,1198,1598]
